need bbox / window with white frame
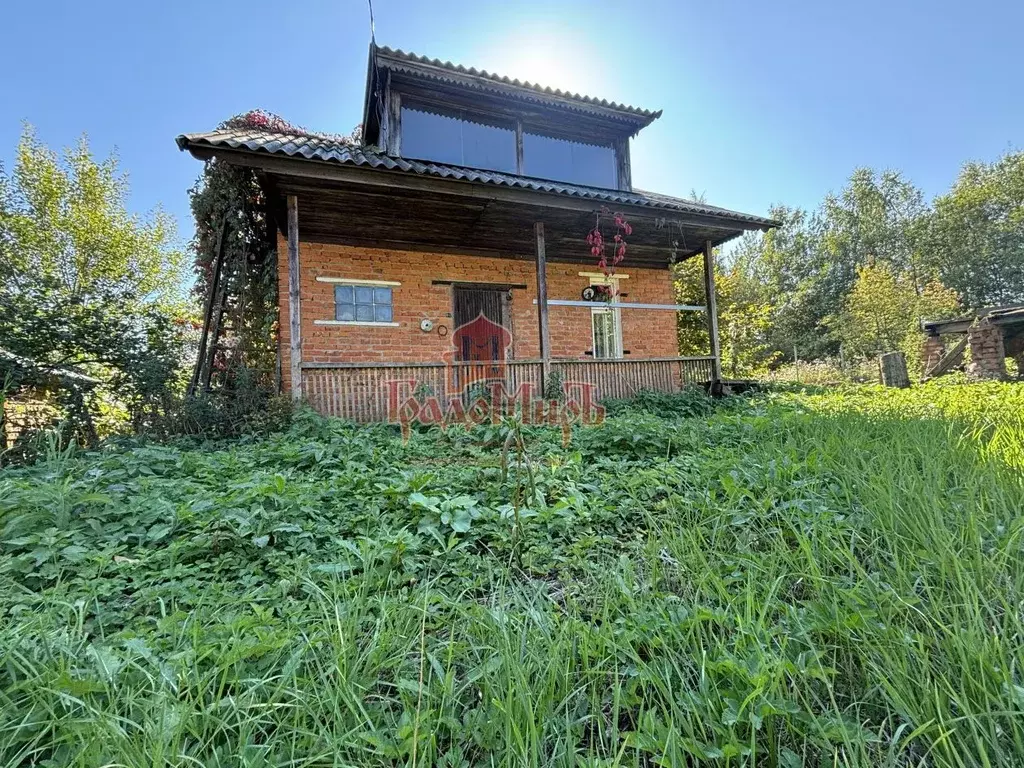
[591,309,621,358]
[589,276,623,359]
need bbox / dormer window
[364,47,661,193]
[397,99,620,189]
[400,104,517,173]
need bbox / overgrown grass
[1,381,1022,766]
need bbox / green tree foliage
[675,254,777,378]
[730,206,832,360]
[722,160,1019,371]
[0,127,190,447]
[830,261,960,363]
[186,111,360,390]
[1,127,183,301]
[188,159,277,385]
[919,152,1024,307]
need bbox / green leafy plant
[1,380,1023,765]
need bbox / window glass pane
[335,283,396,323]
[401,105,516,173]
[593,311,619,359]
[460,119,516,172]
[523,133,617,188]
[401,107,464,166]
[593,312,606,358]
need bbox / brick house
[177,45,775,419]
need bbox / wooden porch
[302,356,715,422]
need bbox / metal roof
[374,46,662,127]
[922,304,1024,334]
[176,128,777,229]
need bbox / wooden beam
[287,195,303,401]
[535,222,552,384]
[261,228,700,266]
[614,136,632,191]
[386,89,402,156]
[515,120,524,175]
[703,239,722,384]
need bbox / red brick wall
[279,237,678,391]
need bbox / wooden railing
[552,357,714,400]
[302,357,716,422]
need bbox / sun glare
[483,30,610,100]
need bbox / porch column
[535,222,552,384]
[287,194,303,401]
[703,239,723,384]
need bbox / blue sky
[2,0,1022,249]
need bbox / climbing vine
[188,110,360,391]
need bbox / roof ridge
[375,45,661,121]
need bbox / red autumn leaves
[585,207,632,277]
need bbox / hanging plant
[584,206,633,297]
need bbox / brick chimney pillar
[966,322,1007,380]
[921,334,946,375]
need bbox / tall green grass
[1,381,1022,766]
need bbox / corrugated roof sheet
[375,46,662,125]
[176,128,777,229]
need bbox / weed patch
[1,383,1022,765]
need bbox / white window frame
[589,275,623,359]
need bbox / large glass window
[522,133,617,188]
[401,105,517,173]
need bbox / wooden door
[453,287,507,362]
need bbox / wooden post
[702,240,723,384]
[535,222,552,384]
[287,195,302,401]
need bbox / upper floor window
[522,132,617,188]
[401,105,517,173]
[396,97,623,190]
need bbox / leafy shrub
[153,367,292,439]
[602,386,715,419]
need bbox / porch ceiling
[178,132,775,267]
[266,175,737,267]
